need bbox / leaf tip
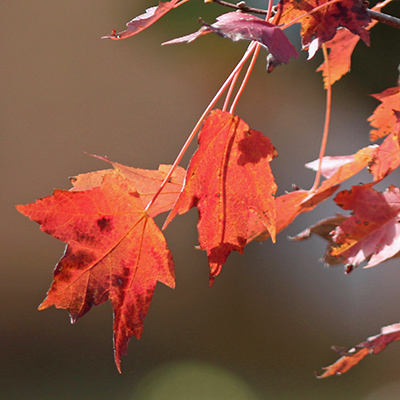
[101,29,120,40]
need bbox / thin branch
[309,43,332,193]
[206,0,270,16]
[368,9,400,29]
[207,0,400,30]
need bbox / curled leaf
[318,323,400,378]
[102,0,183,40]
[295,184,400,271]
[164,12,298,67]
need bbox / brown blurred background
[2,1,400,399]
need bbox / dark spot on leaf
[56,248,97,276]
[97,217,113,233]
[75,231,96,244]
[237,130,277,165]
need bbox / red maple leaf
[274,0,371,58]
[102,0,188,40]
[163,12,298,67]
[368,86,400,141]
[165,109,277,284]
[317,323,400,377]
[17,171,177,373]
[316,0,390,87]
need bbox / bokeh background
[2,0,400,399]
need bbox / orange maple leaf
[251,145,376,242]
[71,156,185,218]
[165,109,277,284]
[274,0,371,58]
[317,323,400,378]
[316,0,391,87]
[17,172,176,373]
[369,111,400,180]
[369,86,400,141]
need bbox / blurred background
[2,0,400,398]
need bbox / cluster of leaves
[18,0,400,375]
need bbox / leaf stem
[227,0,272,113]
[174,0,190,7]
[144,41,258,213]
[229,43,260,114]
[223,71,241,111]
[309,43,332,193]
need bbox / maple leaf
[165,109,277,284]
[295,184,400,271]
[102,0,187,40]
[163,12,298,67]
[369,111,400,180]
[17,172,176,373]
[368,86,400,141]
[316,0,391,87]
[317,323,400,378]
[274,0,371,58]
[251,145,376,242]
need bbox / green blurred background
[2,0,400,398]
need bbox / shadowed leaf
[318,323,400,378]
[164,12,298,67]
[274,0,371,58]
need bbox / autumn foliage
[17,0,400,375]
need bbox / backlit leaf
[369,86,400,141]
[165,109,277,283]
[369,111,400,180]
[70,156,185,217]
[17,173,175,372]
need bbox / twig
[206,0,273,16]
[207,0,400,30]
[368,9,400,29]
